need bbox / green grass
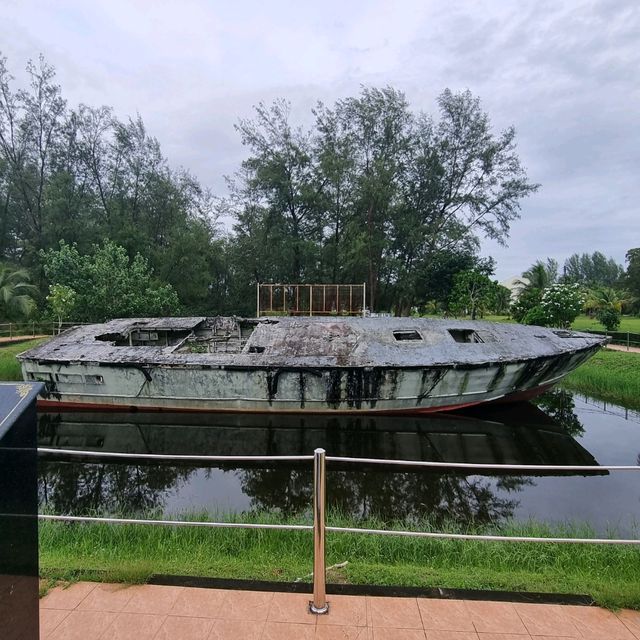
[39,512,640,609]
[562,349,640,410]
[0,338,48,381]
[431,313,640,333]
[571,315,640,334]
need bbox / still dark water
[37,390,640,536]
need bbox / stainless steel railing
[37,446,640,615]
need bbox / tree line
[0,53,541,321]
[512,251,638,330]
[0,54,223,320]
[0,53,636,325]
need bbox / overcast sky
[3,0,638,280]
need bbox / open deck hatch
[393,330,422,341]
[448,329,484,343]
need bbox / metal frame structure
[256,283,366,317]
[37,446,640,615]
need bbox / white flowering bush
[540,283,584,328]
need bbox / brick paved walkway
[39,582,640,639]
[606,343,640,354]
[0,334,48,344]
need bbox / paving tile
[317,595,367,627]
[100,612,165,639]
[123,584,182,615]
[426,632,480,640]
[465,601,527,635]
[155,616,214,640]
[617,610,640,639]
[262,621,316,639]
[417,598,476,632]
[514,603,579,637]
[207,618,264,639]
[169,586,227,618]
[372,629,426,640]
[268,591,318,624]
[39,608,70,637]
[476,635,530,640]
[564,604,636,640]
[40,581,97,610]
[218,589,273,621]
[530,636,577,640]
[77,582,135,612]
[368,596,423,629]
[47,609,117,640]
[315,625,373,639]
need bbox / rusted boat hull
[26,343,600,415]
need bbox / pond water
[37,390,640,536]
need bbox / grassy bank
[483,314,640,333]
[562,349,640,410]
[571,314,640,333]
[39,513,640,609]
[0,338,48,380]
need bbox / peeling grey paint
[18,316,607,414]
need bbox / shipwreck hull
[28,345,599,415]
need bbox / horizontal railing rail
[38,446,640,615]
[0,321,89,339]
[37,448,313,463]
[38,447,638,472]
[38,514,311,531]
[325,526,640,545]
[582,328,640,350]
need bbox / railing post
[310,447,329,614]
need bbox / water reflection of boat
[38,403,603,475]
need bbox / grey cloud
[2,0,638,280]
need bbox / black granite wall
[0,383,42,640]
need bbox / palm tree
[520,259,558,290]
[584,287,631,315]
[584,286,634,331]
[0,266,38,320]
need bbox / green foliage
[571,314,640,333]
[521,258,558,290]
[41,240,179,321]
[448,269,498,319]
[0,266,38,320]
[562,349,640,411]
[625,248,640,313]
[0,338,48,380]
[539,283,585,328]
[39,512,640,609]
[563,251,624,287]
[512,284,585,328]
[595,307,621,331]
[521,305,548,326]
[229,86,538,313]
[0,55,221,313]
[490,284,512,315]
[511,287,542,323]
[46,284,76,330]
[0,53,546,317]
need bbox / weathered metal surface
[18,317,607,414]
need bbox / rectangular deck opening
[449,329,484,343]
[393,330,422,341]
